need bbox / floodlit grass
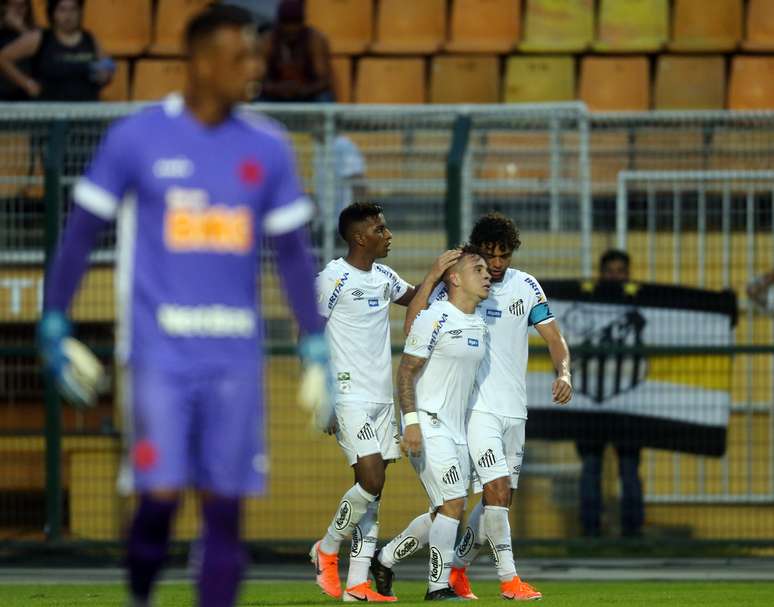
[1,580,774,606]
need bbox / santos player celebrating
[311,202,459,602]
[384,246,490,601]
[372,213,572,601]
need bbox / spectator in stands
[0,0,35,100]
[257,0,334,102]
[0,0,113,101]
[576,249,644,538]
[747,270,774,313]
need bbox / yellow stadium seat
[475,131,552,182]
[99,59,130,102]
[31,0,47,26]
[429,56,500,103]
[444,0,520,54]
[593,0,668,52]
[743,0,774,51]
[371,0,446,55]
[355,57,426,103]
[306,0,372,54]
[579,56,650,111]
[132,60,186,101]
[728,56,774,110]
[519,0,593,53]
[654,55,725,110]
[331,56,352,103]
[150,0,211,56]
[0,132,42,197]
[669,0,742,52]
[503,55,575,103]
[83,0,151,56]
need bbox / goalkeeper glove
[297,332,335,432]
[38,309,106,408]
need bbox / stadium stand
[580,56,650,111]
[305,0,373,55]
[743,0,774,51]
[444,0,521,54]
[331,56,352,103]
[669,0,742,52]
[150,0,211,56]
[593,0,668,52]
[728,55,774,110]
[503,55,575,103]
[82,0,151,57]
[370,0,446,55]
[355,57,426,103]
[131,59,186,101]
[99,59,130,102]
[15,1,774,110]
[654,55,726,110]
[429,55,500,103]
[519,0,594,53]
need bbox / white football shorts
[335,401,401,466]
[409,417,470,508]
[467,410,526,493]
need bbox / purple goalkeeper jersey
[72,94,313,370]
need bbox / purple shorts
[122,364,267,496]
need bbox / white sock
[428,513,459,592]
[484,505,517,581]
[346,500,380,588]
[378,512,432,568]
[453,500,484,568]
[320,483,377,554]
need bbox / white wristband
[403,411,419,426]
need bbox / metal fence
[1,102,773,550]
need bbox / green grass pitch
[2,580,774,606]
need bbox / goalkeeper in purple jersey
[36,5,332,607]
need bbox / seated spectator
[258,0,334,102]
[0,0,113,101]
[0,0,35,100]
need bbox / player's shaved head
[184,4,254,55]
[338,202,384,242]
[470,212,521,253]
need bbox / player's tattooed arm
[536,319,573,405]
[397,353,427,456]
[401,249,461,334]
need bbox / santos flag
[526,281,737,456]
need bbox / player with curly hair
[371,212,572,601]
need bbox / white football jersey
[317,258,410,404]
[404,300,488,444]
[430,268,554,419]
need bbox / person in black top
[575,249,645,538]
[0,0,36,100]
[258,0,334,102]
[0,0,112,101]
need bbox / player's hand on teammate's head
[552,375,572,405]
[429,249,463,282]
[37,310,106,408]
[298,332,336,432]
